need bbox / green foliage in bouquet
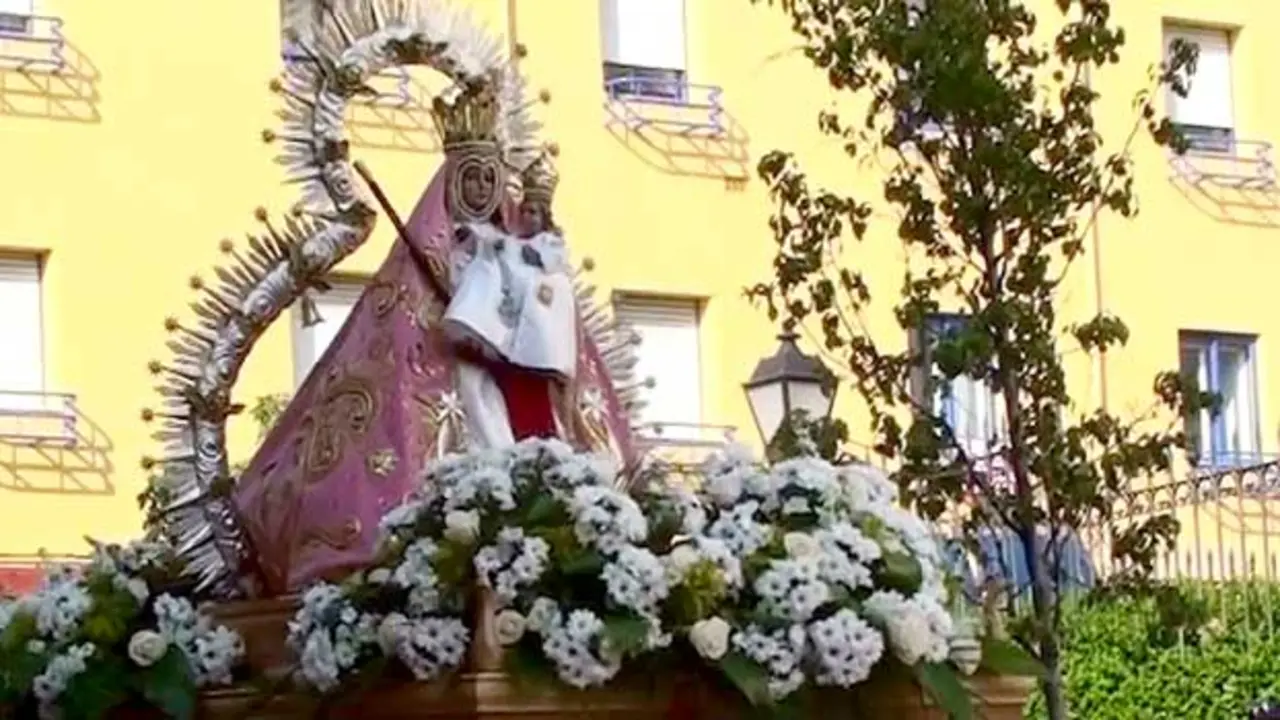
[0,540,244,719]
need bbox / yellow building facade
[0,0,1273,585]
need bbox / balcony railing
[634,421,736,466]
[0,390,78,447]
[603,66,725,137]
[1169,132,1276,190]
[0,12,65,71]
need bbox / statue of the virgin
[230,84,638,595]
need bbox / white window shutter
[0,256,44,407]
[614,296,701,437]
[292,280,365,386]
[600,0,687,70]
[1167,27,1234,130]
[0,0,33,15]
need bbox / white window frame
[0,0,34,35]
[1179,331,1261,468]
[0,254,46,412]
[915,314,1006,459]
[612,293,704,442]
[291,278,365,387]
[1164,25,1235,153]
[599,0,688,101]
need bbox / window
[0,255,45,411]
[0,0,33,35]
[913,314,1006,457]
[613,295,702,441]
[292,279,364,386]
[1165,26,1235,153]
[1179,331,1260,467]
[600,0,687,101]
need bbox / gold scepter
[352,159,453,304]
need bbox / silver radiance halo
[141,0,648,598]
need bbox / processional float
[128,1,1034,717]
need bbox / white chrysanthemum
[731,625,807,700]
[568,486,647,554]
[538,609,620,689]
[474,527,550,604]
[814,522,882,591]
[601,546,669,615]
[753,558,830,623]
[705,501,771,557]
[808,609,884,687]
[32,642,95,705]
[396,617,469,680]
[392,538,444,615]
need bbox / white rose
[689,617,730,661]
[127,630,168,667]
[377,613,409,654]
[126,578,150,604]
[494,610,526,646]
[664,544,700,583]
[443,510,480,544]
[783,532,819,558]
[367,567,392,585]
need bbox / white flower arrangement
[0,538,244,719]
[290,438,674,693]
[285,439,1017,714]
[643,447,967,708]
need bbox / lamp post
[742,331,837,448]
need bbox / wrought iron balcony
[603,64,725,137]
[0,390,78,447]
[0,11,65,72]
[1169,131,1275,190]
[634,421,736,465]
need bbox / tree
[745,1,1202,717]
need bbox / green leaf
[141,647,198,720]
[979,636,1045,678]
[62,656,130,720]
[915,662,973,720]
[559,548,605,576]
[878,550,924,594]
[504,640,558,688]
[719,651,772,707]
[522,494,561,526]
[602,614,650,658]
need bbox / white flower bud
[127,630,168,667]
[783,532,819,558]
[689,617,730,661]
[494,609,526,646]
[443,510,481,544]
[377,613,409,655]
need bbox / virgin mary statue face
[459,164,498,216]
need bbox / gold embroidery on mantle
[415,390,468,458]
[369,279,400,319]
[296,517,363,558]
[293,369,379,484]
[367,448,398,477]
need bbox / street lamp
[742,331,837,446]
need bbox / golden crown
[430,82,501,154]
[520,150,559,204]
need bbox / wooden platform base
[202,598,1035,719]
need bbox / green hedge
[1025,583,1280,719]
